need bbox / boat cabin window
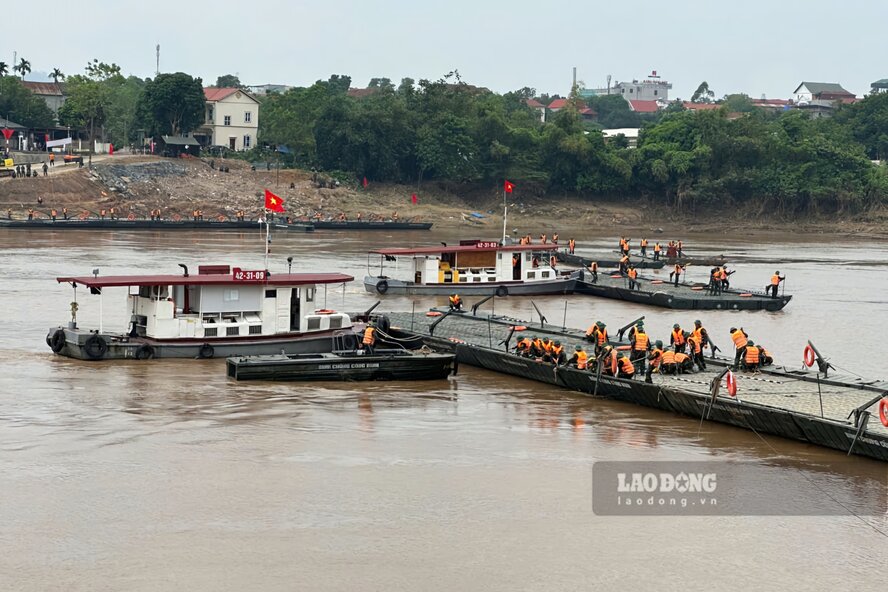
[265,289,276,298]
[223,289,239,302]
[305,288,314,302]
[138,285,169,299]
[441,253,456,268]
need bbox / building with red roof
[195,87,260,151]
[628,100,660,113]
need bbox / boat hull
[227,350,455,381]
[363,275,577,296]
[1,219,314,232]
[312,221,432,230]
[45,326,357,361]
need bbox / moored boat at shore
[363,240,578,296]
[46,264,356,360]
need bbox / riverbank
[2,154,886,240]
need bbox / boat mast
[263,210,270,272]
[501,184,507,243]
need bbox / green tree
[138,72,206,136]
[691,81,714,103]
[50,68,65,84]
[0,76,55,128]
[58,76,111,167]
[0,62,7,77]
[368,77,394,91]
[215,74,242,88]
[13,58,31,80]
[722,93,755,113]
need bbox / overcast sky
[6,0,885,99]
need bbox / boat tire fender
[879,398,888,428]
[135,344,155,360]
[495,286,508,297]
[198,343,215,359]
[83,335,108,360]
[375,315,391,335]
[376,279,389,294]
[49,329,66,353]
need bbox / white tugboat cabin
[47,264,356,360]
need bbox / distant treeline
[257,74,888,215]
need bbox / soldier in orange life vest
[616,353,635,379]
[448,293,463,311]
[673,351,694,374]
[598,345,617,376]
[585,321,608,355]
[100,208,106,219]
[568,238,576,254]
[653,242,661,261]
[670,263,685,287]
[532,256,539,268]
[587,261,598,283]
[670,324,686,350]
[645,340,664,383]
[515,335,533,357]
[568,345,588,370]
[677,240,684,257]
[730,327,749,370]
[51,209,57,221]
[28,208,34,220]
[540,233,547,244]
[619,254,630,275]
[659,348,677,375]
[744,339,760,371]
[640,238,648,257]
[630,323,649,373]
[708,267,722,295]
[362,322,377,354]
[530,335,545,357]
[549,255,557,269]
[757,344,773,366]
[768,271,785,298]
[686,331,706,371]
[62,207,68,220]
[552,233,558,244]
[627,266,639,290]
[545,341,566,365]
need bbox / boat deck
[379,310,888,459]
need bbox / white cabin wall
[200,286,262,313]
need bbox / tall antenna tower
[155,44,160,76]
[607,74,612,95]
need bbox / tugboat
[364,240,578,296]
[46,264,356,360]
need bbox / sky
[4,0,886,100]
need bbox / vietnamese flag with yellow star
[264,189,285,212]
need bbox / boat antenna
[501,183,508,244]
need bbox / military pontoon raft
[554,251,665,269]
[573,269,792,311]
[377,307,888,462]
[0,217,434,232]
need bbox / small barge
[227,348,455,382]
[312,220,432,230]
[0,217,315,232]
[378,307,888,462]
[555,251,665,270]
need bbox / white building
[196,87,260,151]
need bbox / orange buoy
[879,398,888,427]
[616,345,632,351]
[610,274,622,279]
[172,214,181,222]
[315,309,334,315]
[426,311,443,317]
[738,293,753,297]
[725,370,737,397]
[217,215,226,222]
[79,212,89,220]
[651,280,663,284]
[127,213,135,221]
[691,286,703,291]
[510,325,527,331]
[803,344,815,368]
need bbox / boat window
[223,289,240,302]
[329,317,342,329]
[541,271,550,278]
[265,289,276,298]
[527,271,536,279]
[226,326,240,336]
[139,286,151,298]
[307,317,321,330]
[305,288,315,302]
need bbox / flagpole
[502,184,507,244]
[264,208,270,272]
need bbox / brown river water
[1,228,886,591]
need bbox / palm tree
[51,68,65,84]
[0,62,7,77]
[13,58,31,80]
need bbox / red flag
[264,188,285,212]
[504,180,514,193]
[1,129,13,140]
[362,176,369,188]
[411,193,417,204]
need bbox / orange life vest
[687,335,702,354]
[618,357,634,373]
[674,352,690,364]
[590,262,598,271]
[770,274,780,286]
[576,351,588,370]
[596,328,608,346]
[661,350,676,365]
[641,239,647,247]
[363,327,376,345]
[746,347,760,364]
[633,332,649,351]
[628,268,637,280]
[654,243,661,252]
[731,329,748,349]
[671,329,685,346]
[649,348,663,367]
[449,295,461,306]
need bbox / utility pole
[155,44,160,76]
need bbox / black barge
[227,349,455,381]
[377,308,888,462]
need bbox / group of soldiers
[512,318,774,383]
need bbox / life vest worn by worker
[516,337,532,355]
[532,337,544,356]
[449,294,462,309]
[596,326,608,346]
[628,268,638,280]
[687,334,702,354]
[618,356,635,376]
[771,274,780,286]
[745,346,760,366]
[648,347,663,368]
[575,350,588,370]
[671,327,685,347]
[654,243,661,253]
[731,329,748,349]
[633,331,649,352]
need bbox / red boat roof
[371,244,557,256]
[57,272,354,289]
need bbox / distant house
[870,79,888,94]
[545,98,596,122]
[346,87,378,99]
[22,81,66,121]
[601,128,640,148]
[682,102,720,112]
[160,134,202,157]
[793,82,856,104]
[195,87,260,151]
[628,100,660,113]
[524,98,546,122]
[750,98,792,111]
